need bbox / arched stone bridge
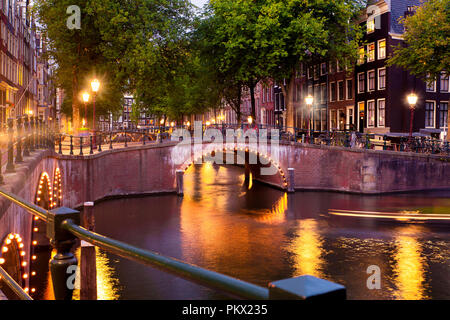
[1,140,449,297]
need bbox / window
[367,19,375,33]
[368,70,376,91]
[425,101,435,128]
[314,84,320,104]
[336,60,343,73]
[320,63,327,76]
[367,43,375,62]
[320,83,327,104]
[439,102,448,129]
[426,75,436,92]
[377,99,386,127]
[330,110,337,130]
[329,61,336,74]
[338,81,344,101]
[358,73,365,93]
[441,73,449,92]
[378,68,386,90]
[378,39,386,59]
[346,79,353,100]
[367,100,375,127]
[308,67,313,79]
[357,47,365,65]
[313,65,319,80]
[330,82,336,102]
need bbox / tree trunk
[281,71,296,134]
[249,83,256,124]
[72,65,80,134]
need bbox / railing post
[28,116,35,152]
[268,275,346,300]
[176,170,184,196]
[287,168,295,193]
[90,136,94,155]
[47,207,80,300]
[70,135,74,155]
[0,144,3,185]
[383,135,387,151]
[97,133,102,152]
[79,137,84,156]
[23,115,30,157]
[124,129,128,148]
[15,117,23,163]
[37,118,42,148]
[59,135,63,154]
[6,118,15,173]
[109,132,113,150]
[80,202,97,300]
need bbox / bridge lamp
[248,116,253,125]
[407,92,418,139]
[82,91,90,128]
[90,79,100,144]
[206,121,211,126]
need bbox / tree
[34,0,194,132]
[388,0,449,80]
[257,0,364,131]
[206,0,269,122]
[387,0,450,140]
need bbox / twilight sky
[190,0,208,9]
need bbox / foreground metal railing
[0,188,345,300]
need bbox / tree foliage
[388,0,450,81]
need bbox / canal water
[38,163,450,300]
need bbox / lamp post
[90,79,100,146]
[305,95,314,140]
[407,92,418,139]
[82,92,90,129]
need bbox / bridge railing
[0,187,346,300]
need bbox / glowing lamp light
[90,79,100,93]
[0,258,5,264]
[82,92,90,103]
[205,121,211,126]
[305,95,314,106]
[407,92,418,108]
[247,116,253,125]
[160,119,165,125]
[28,110,33,115]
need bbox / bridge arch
[52,168,63,208]
[179,146,288,189]
[0,233,29,297]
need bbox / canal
[41,163,450,300]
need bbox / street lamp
[305,95,314,139]
[407,92,418,139]
[82,91,90,129]
[247,116,253,125]
[90,79,100,145]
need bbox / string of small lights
[0,233,36,294]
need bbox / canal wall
[275,143,450,194]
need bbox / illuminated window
[357,47,365,65]
[367,19,375,33]
[367,43,375,62]
[378,39,386,59]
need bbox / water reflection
[85,164,450,300]
[392,227,428,300]
[286,219,325,279]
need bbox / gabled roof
[388,0,422,34]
